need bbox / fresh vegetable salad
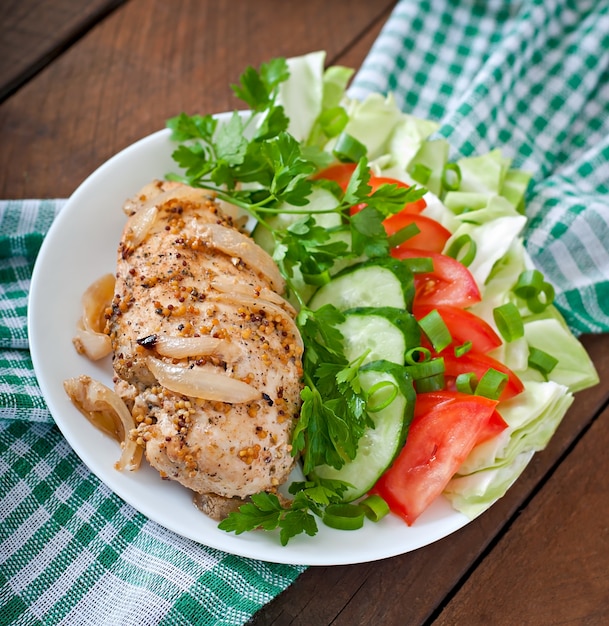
[166,51,598,545]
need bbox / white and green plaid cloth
[2,1,608,624]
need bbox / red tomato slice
[371,390,499,526]
[392,248,481,308]
[413,304,502,354]
[442,351,524,401]
[385,213,451,253]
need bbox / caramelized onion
[123,203,158,253]
[147,356,261,403]
[211,278,297,316]
[193,222,285,293]
[72,273,114,360]
[149,335,241,361]
[63,375,142,471]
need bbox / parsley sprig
[166,57,426,543]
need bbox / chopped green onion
[319,106,348,138]
[405,356,445,379]
[387,223,421,248]
[512,269,555,313]
[359,495,390,522]
[415,373,445,393]
[403,256,434,274]
[528,346,558,379]
[332,132,367,163]
[456,372,478,394]
[322,503,365,530]
[475,368,508,400]
[454,340,473,357]
[301,270,332,287]
[410,163,432,185]
[405,347,432,365]
[442,163,462,191]
[366,380,398,413]
[526,282,555,313]
[446,234,477,267]
[513,269,545,299]
[493,302,524,342]
[418,309,452,352]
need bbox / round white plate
[28,117,470,565]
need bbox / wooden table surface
[2,1,608,624]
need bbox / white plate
[28,116,470,566]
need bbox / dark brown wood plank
[0,0,397,200]
[433,403,609,625]
[250,334,609,625]
[0,0,125,101]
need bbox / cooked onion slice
[72,273,114,360]
[123,204,158,253]
[147,356,261,403]
[150,335,241,361]
[63,375,142,471]
[211,278,297,316]
[194,222,285,293]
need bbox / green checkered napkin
[350,0,609,335]
[3,1,609,624]
[0,200,306,626]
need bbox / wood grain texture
[250,334,609,625]
[0,0,396,199]
[0,0,125,101]
[434,404,609,625]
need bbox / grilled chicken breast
[105,180,303,514]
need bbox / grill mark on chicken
[107,180,303,512]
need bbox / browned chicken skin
[105,180,303,513]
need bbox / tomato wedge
[442,351,525,401]
[392,248,481,308]
[413,304,502,354]
[371,390,499,526]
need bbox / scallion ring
[446,234,477,267]
[410,163,432,185]
[456,372,478,394]
[366,380,398,413]
[405,346,432,365]
[319,106,348,138]
[332,132,367,163]
[454,340,473,357]
[528,346,558,378]
[359,495,390,522]
[526,281,555,313]
[403,256,434,274]
[387,223,421,248]
[415,373,445,393]
[322,504,366,530]
[513,269,545,299]
[475,368,508,400]
[418,309,452,353]
[493,302,524,342]
[442,163,462,191]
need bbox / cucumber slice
[312,360,415,502]
[308,257,415,311]
[339,308,420,365]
